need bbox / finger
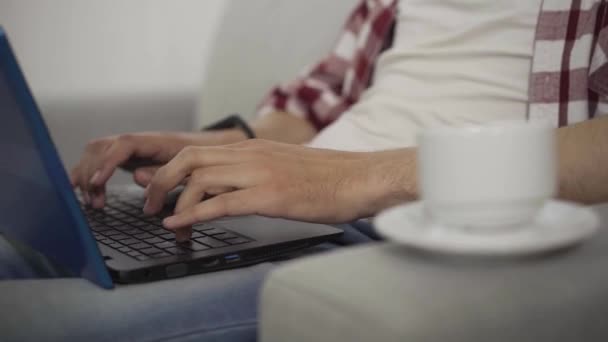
[173,182,206,215]
[133,166,160,187]
[81,163,104,207]
[82,191,91,206]
[144,147,253,214]
[174,226,193,243]
[163,189,261,229]
[74,160,94,205]
[174,166,262,215]
[90,189,106,209]
[88,141,135,188]
[206,186,235,196]
[69,167,80,188]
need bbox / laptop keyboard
[81,192,254,261]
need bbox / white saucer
[374,200,600,257]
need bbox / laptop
[0,28,343,289]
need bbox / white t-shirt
[308,0,542,151]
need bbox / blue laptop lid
[0,28,113,288]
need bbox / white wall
[0,0,227,184]
[0,0,226,101]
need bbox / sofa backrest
[195,0,360,128]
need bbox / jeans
[0,221,378,342]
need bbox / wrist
[361,149,418,216]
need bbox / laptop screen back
[0,28,112,288]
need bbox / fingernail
[90,171,101,185]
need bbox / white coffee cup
[417,121,557,231]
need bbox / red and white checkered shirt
[257,0,608,130]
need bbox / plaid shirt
[258,0,608,130]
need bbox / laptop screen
[0,28,112,288]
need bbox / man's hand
[143,140,417,242]
[71,130,247,208]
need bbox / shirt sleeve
[256,0,398,131]
[589,4,608,115]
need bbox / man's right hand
[70,130,247,208]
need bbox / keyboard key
[133,212,149,219]
[90,225,112,232]
[123,228,144,235]
[140,247,162,255]
[135,255,150,261]
[150,252,171,259]
[111,234,130,241]
[146,217,164,225]
[130,221,150,227]
[159,233,175,240]
[191,232,204,239]
[120,238,140,246]
[149,228,169,235]
[204,228,227,236]
[183,241,210,252]
[133,233,154,240]
[225,237,251,245]
[138,225,157,231]
[121,208,142,215]
[127,251,142,257]
[193,225,218,232]
[195,237,228,248]
[105,220,124,227]
[213,232,238,240]
[144,237,164,244]
[131,242,151,250]
[118,246,132,253]
[108,242,122,248]
[112,212,129,219]
[155,241,178,249]
[101,229,122,236]
[165,247,189,255]
[121,216,140,223]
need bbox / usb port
[224,254,241,263]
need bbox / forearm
[360,116,608,214]
[192,111,318,147]
[557,116,608,204]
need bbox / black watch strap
[202,114,256,139]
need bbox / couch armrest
[260,204,608,342]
